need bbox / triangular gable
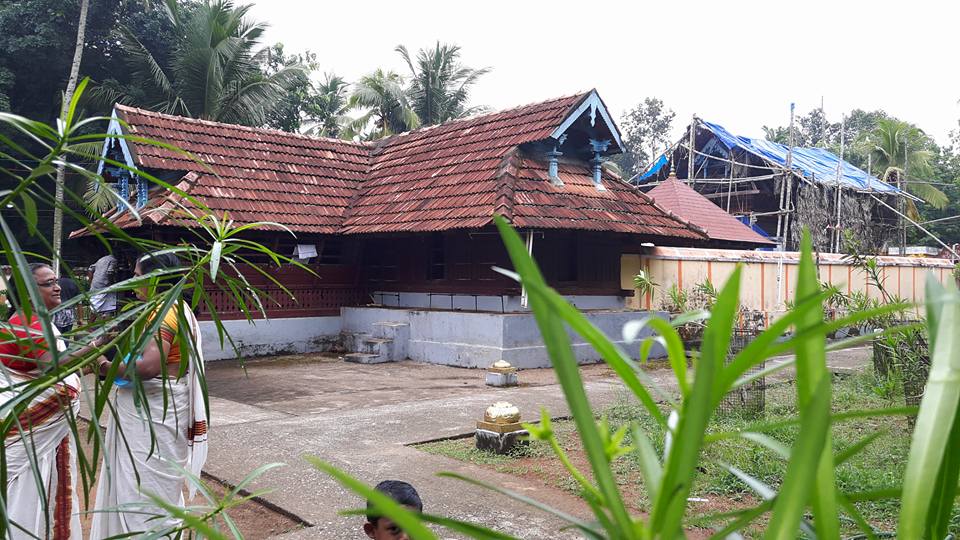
[549,89,624,154]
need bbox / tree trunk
[52,0,90,277]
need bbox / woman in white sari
[90,253,208,537]
[1,263,106,540]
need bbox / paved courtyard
[200,347,872,538]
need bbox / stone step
[359,337,392,357]
[341,352,390,364]
[371,322,409,361]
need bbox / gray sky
[250,0,959,147]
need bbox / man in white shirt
[89,254,118,318]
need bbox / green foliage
[426,372,922,535]
[344,69,419,140]
[611,97,675,181]
[858,117,948,214]
[0,0,126,122]
[89,0,307,127]
[693,278,719,310]
[258,43,319,132]
[0,81,304,537]
[396,42,490,127]
[301,73,351,138]
[663,283,688,313]
[631,270,657,299]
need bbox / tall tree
[92,0,305,126]
[395,42,489,126]
[612,97,675,181]
[52,0,91,275]
[916,126,960,243]
[259,43,318,132]
[858,118,949,219]
[0,0,123,122]
[345,69,419,140]
[302,73,350,138]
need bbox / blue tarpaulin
[635,120,907,197]
[637,153,668,182]
[698,120,906,195]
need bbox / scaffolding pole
[726,149,735,212]
[520,231,534,308]
[687,115,696,186]
[775,103,795,309]
[833,114,845,253]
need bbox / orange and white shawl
[1,325,82,540]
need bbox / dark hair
[137,252,182,275]
[366,480,422,523]
[29,262,52,275]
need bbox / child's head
[364,480,422,540]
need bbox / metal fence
[717,326,766,417]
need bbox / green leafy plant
[693,278,719,310]
[0,80,305,537]
[632,270,658,300]
[663,283,688,313]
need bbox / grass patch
[416,368,940,536]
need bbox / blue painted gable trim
[97,109,142,214]
[549,90,624,153]
[97,110,137,176]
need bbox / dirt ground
[75,422,303,539]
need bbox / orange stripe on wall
[785,264,790,301]
[760,263,766,311]
[707,260,713,282]
[912,266,917,302]
[677,259,683,290]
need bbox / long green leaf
[793,230,839,539]
[652,266,742,538]
[898,275,960,539]
[764,377,832,539]
[494,216,636,538]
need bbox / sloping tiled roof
[112,104,371,233]
[340,94,581,233]
[506,155,704,237]
[74,93,707,241]
[647,175,774,246]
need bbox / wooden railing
[197,284,368,320]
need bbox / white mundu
[90,308,208,537]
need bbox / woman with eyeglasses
[90,252,208,538]
[0,263,108,540]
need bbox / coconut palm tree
[344,69,419,140]
[52,0,91,277]
[859,118,948,218]
[91,0,305,126]
[396,42,490,126]
[302,73,351,138]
